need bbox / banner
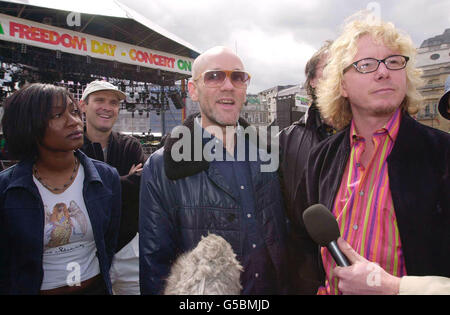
[0,13,194,75]
[295,94,309,106]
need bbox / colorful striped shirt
[317,108,407,295]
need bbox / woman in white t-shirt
[0,83,121,294]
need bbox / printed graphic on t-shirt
[44,200,89,250]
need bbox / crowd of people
[0,12,449,295]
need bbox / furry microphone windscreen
[164,233,243,295]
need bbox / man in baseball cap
[80,80,146,295]
[81,80,126,102]
[438,76,450,120]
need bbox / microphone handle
[327,240,350,267]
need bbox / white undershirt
[33,164,100,290]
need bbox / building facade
[240,94,270,126]
[258,85,294,123]
[416,28,450,132]
[276,85,309,129]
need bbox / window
[430,53,440,60]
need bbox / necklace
[33,158,79,192]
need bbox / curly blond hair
[317,11,423,130]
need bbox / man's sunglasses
[194,70,251,89]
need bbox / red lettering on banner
[128,48,175,69]
[148,53,156,64]
[136,50,145,62]
[49,31,59,45]
[8,21,87,51]
[130,49,137,61]
[72,37,87,50]
[9,21,21,37]
[61,34,72,48]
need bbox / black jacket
[139,114,290,295]
[278,104,334,221]
[81,131,146,251]
[295,113,450,292]
[278,104,334,294]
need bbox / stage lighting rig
[169,91,185,109]
[125,103,136,112]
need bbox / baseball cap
[438,76,450,120]
[81,80,126,101]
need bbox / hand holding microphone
[302,204,400,294]
[333,237,401,295]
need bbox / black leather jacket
[278,104,334,221]
[278,104,334,294]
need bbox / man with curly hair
[295,13,450,295]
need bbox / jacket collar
[83,129,116,145]
[75,149,104,184]
[82,131,119,162]
[296,103,335,139]
[163,113,252,180]
[387,112,420,161]
[330,111,417,194]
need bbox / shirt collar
[350,107,402,145]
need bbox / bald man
[139,46,291,295]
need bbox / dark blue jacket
[139,114,290,295]
[0,150,121,294]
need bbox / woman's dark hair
[304,40,333,102]
[1,83,77,160]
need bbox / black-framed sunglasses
[194,70,251,89]
[344,55,409,74]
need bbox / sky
[118,0,450,94]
